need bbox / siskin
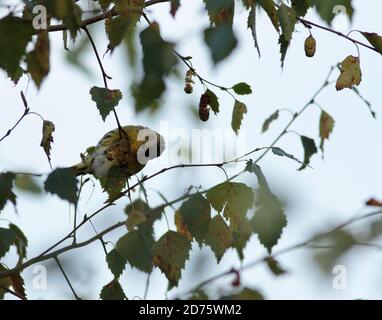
[72,125,165,179]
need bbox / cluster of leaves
[1,0,382,300]
[0,168,76,296]
[1,0,380,139]
[0,159,286,299]
[99,159,287,299]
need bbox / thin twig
[0,91,29,143]
[298,17,379,54]
[180,209,382,298]
[81,26,111,87]
[73,177,87,244]
[252,66,334,164]
[82,25,124,135]
[0,221,125,278]
[54,257,81,300]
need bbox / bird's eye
[145,149,150,158]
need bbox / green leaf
[245,161,271,194]
[179,193,211,246]
[126,208,147,231]
[116,229,155,273]
[0,172,16,212]
[124,199,163,235]
[261,110,279,133]
[204,0,235,26]
[26,31,50,88]
[335,55,362,91]
[152,231,191,286]
[246,162,287,253]
[205,89,219,114]
[247,2,261,56]
[292,0,312,17]
[9,224,28,264]
[135,23,177,111]
[277,3,296,68]
[298,136,317,171]
[99,0,114,10]
[100,279,126,300]
[0,227,16,259]
[231,100,247,135]
[63,4,82,40]
[221,287,264,300]
[206,182,254,230]
[251,192,287,253]
[105,0,143,52]
[99,166,128,202]
[105,16,130,52]
[271,147,305,167]
[258,0,280,32]
[232,82,252,95]
[266,257,287,276]
[44,168,78,204]
[361,32,382,55]
[319,110,335,152]
[277,3,296,43]
[90,87,123,121]
[14,175,42,194]
[278,34,290,68]
[313,0,353,25]
[106,249,127,279]
[232,217,253,260]
[0,16,34,78]
[205,215,233,262]
[204,25,237,64]
[8,66,25,85]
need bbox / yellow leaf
[336,55,362,91]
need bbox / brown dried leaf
[40,120,55,167]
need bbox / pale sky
[1,0,382,299]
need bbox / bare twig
[0,221,125,278]
[82,25,124,134]
[54,256,80,300]
[0,91,30,143]
[251,66,335,164]
[298,17,379,54]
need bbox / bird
[72,125,165,179]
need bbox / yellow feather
[72,125,164,178]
